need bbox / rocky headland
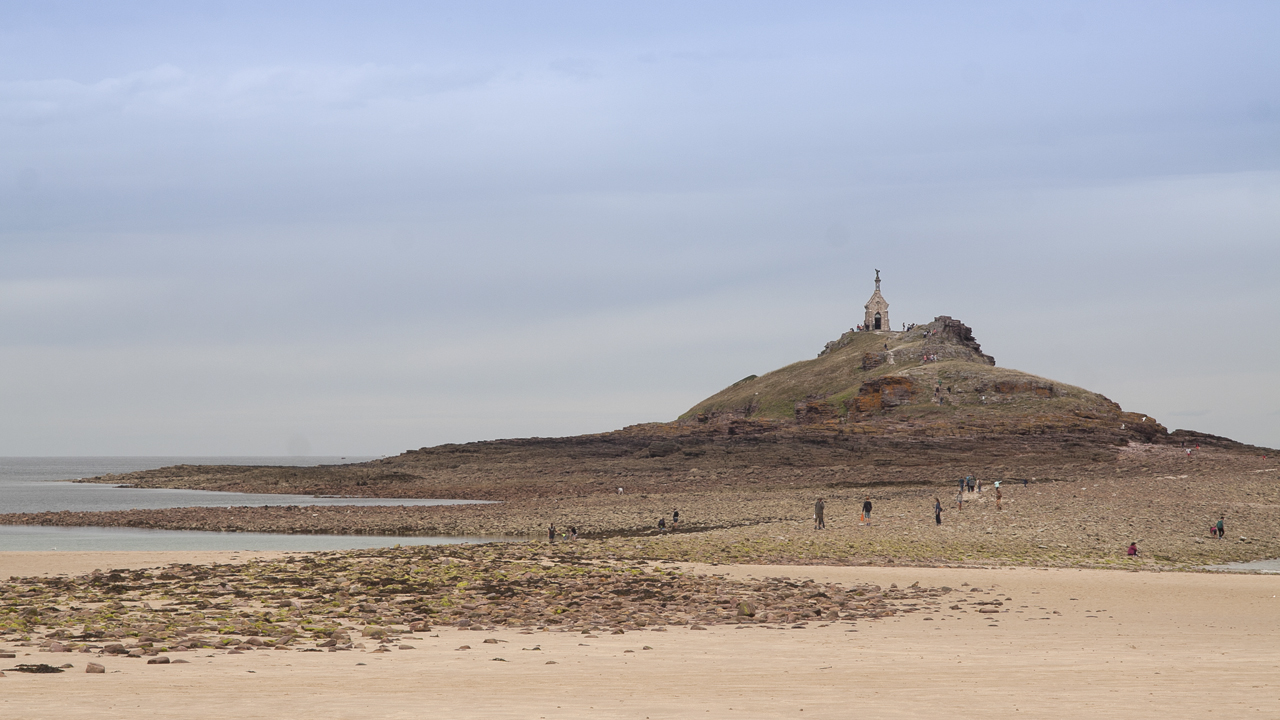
[3,315,1275,569]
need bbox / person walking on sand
[815,498,826,530]
[862,496,873,524]
[934,497,943,525]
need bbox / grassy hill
[679,315,1153,440]
[77,314,1268,507]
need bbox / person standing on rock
[862,496,873,524]
[934,497,943,525]
[548,523,556,543]
[815,498,826,530]
[672,509,680,527]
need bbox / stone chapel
[864,269,889,331]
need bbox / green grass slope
[680,315,1144,436]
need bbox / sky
[1,1,1277,456]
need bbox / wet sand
[0,550,297,579]
[2,552,1277,719]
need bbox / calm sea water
[1205,559,1280,574]
[0,456,507,552]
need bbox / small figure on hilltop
[1217,516,1225,540]
[934,497,943,525]
[814,498,826,530]
[548,523,556,543]
[658,518,666,532]
[569,526,578,540]
[672,509,680,527]
[1127,542,1139,557]
[862,496,873,524]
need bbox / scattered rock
[86,663,105,674]
[8,664,63,673]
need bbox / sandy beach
[2,551,1277,719]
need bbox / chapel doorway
[874,313,882,330]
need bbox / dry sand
[2,551,1277,719]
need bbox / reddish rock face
[849,376,917,414]
[794,400,840,424]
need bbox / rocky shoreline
[3,444,1277,569]
[0,543,958,660]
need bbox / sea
[0,456,510,552]
[1205,559,1280,574]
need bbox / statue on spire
[875,269,881,289]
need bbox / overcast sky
[2,1,1277,456]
